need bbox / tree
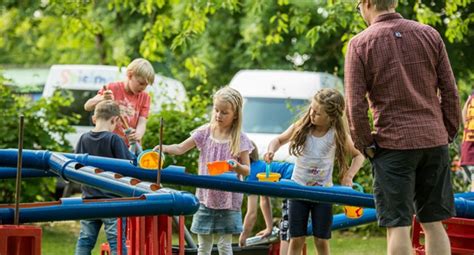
[1,1,472,93]
[1,0,473,195]
[0,83,79,203]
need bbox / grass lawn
[326,232,386,255]
[40,221,386,254]
[41,221,106,255]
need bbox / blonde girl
[154,86,253,255]
[264,88,364,255]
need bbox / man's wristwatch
[364,143,376,159]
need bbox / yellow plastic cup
[137,149,165,170]
[343,183,364,219]
[256,172,281,182]
[207,161,231,175]
[344,206,364,219]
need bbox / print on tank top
[464,99,474,142]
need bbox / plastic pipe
[0,193,199,224]
[0,167,56,178]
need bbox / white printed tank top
[291,128,336,187]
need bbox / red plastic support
[178,216,185,255]
[268,242,306,255]
[105,215,174,255]
[129,216,147,255]
[146,216,158,254]
[268,242,280,255]
[157,215,172,255]
[0,225,42,255]
[412,216,474,255]
[117,217,123,255]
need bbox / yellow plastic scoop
[343,183,364,219]
[137,149,165,170]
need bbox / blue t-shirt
[75,131,133,199]
[247,160,294,181]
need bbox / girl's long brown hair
[289,88,350,178]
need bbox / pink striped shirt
[192,125,253,210]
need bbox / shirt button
[395,32,402,38]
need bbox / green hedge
[0,82,79,203]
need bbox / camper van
[2,68,49,100]
[229,70,343,162]
[42,64,187,148]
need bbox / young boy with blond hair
[75,100,132,254]
[84,58,155,146]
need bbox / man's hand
[364,144,376,159]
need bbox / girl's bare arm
[264,124,295,162]
[231,150,250,176]
[154,136,196,156]
[462,96,471,124]
[84,94,104,111]
[341,134,365,186]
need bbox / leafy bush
[142,92,211,171]
[141,90,210,227]
[0,83,79,203]
[142,91,211,186]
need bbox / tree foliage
[1,0,472,92]
[142,91,211,176]
[0,83,79,203]
[0,0,473,232]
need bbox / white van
[42,64,187,148]
[229,70,343,162]
[2,68,49,101]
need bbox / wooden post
[14,115,24,225]
[157,117,163,187]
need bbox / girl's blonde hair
[289,88,350,178]
[212,86,243,157]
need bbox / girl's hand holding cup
[263,151,274,163]
[153,145,170,154]
[227,159,238,171]
[340,175,353,187]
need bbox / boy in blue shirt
[75,100,131,255]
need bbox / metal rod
[157,117,164,186]
[172,216,197,248]
[14,115,25,225]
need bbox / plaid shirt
[345,13,460,152]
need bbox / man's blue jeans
[75,218,127,255]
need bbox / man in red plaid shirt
[345,0,461,254]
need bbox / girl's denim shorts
[191,204,242,234]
